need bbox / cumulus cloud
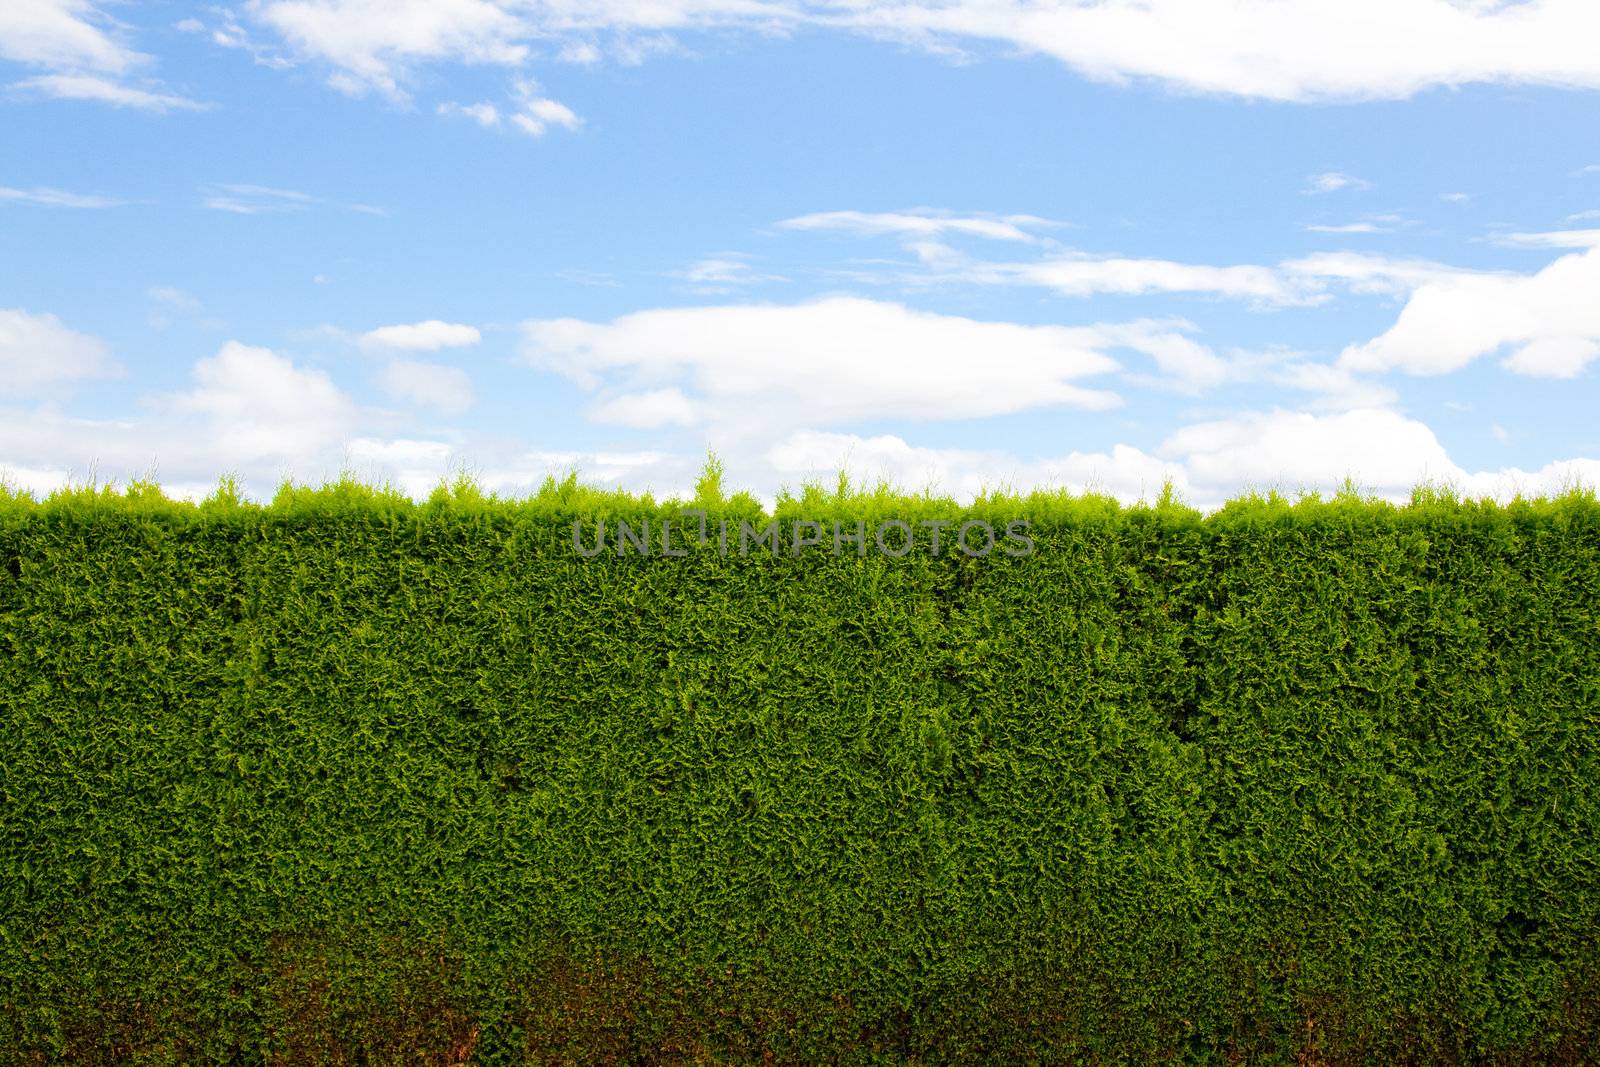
[765,408,1600,510]
[521,296,1128,434]
[0,309,117,394]
[0,341,361,497]
[1158,408,1457,496]
[167,342,357,463]
[1339,245,1600,378]
[767,429,1189,503]
[359,319,482,351]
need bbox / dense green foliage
[3,470,1599,1064]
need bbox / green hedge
[2,472,1599,1064]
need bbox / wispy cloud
[0,184,126,209]
[437,100,501,127]
[1305,222,1382,234]
[1493,229,1600,249]
[202,183,316,214]
[777,209,1058,243]
[1305,171,1371,195]
[678,254,787,290]
[12,74,208,111]
[437,80,580,137]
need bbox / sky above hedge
[3,0,1600,510]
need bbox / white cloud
[1441,192,1472,204]
[0,0,142,74]
[777,209,1055,243]
[761,414,1600,511]
[522,296,1125,435]
[803,218,1483,307]
[202,184,316,214]
[13,74,206,111]
[1279,251,1489,296]
[589,387,699,428]
[437,100,501,126]
[1269,360,1399,412]
[0,309,117,394]
[509,79,581,135]
[344,437,456,497]
[245,0,796,97]
[1340,245,1600,378]
[558,41,601,64]
[149,286,202,312]
[0,3,204,114]
[1566,209,1600,222]
[146,287,210,330]
[379,359,475,415]
[1494,228,1600,249]
[767,429,1188,503]
[1305,171,1372,194]
[827,0,1600,103]
[0,184,125,208]
[359,319,481,351]
[1146,408,1592,507]
[1305,222,1382,234]
[1455,458,1600,502]
[168,342,357,463]
[680,254,786,288]
[1158,408,1459,498]
[249,0,531,99]
[346,437,453,466]
[989,256,1313,305]
[0,463,73,498]
[437,82,579,135]
[237,1,1600,105]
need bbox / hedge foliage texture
[3,472,1600,1064]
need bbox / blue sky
[3,0,1600,509]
